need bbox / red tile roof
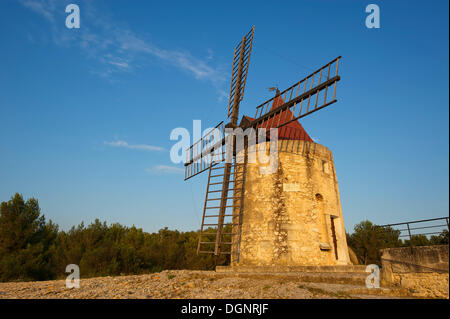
[244,95,313,142]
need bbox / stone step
[345,286,414,298]
[214,271,369,285]
[216,265,369,274]
[293,282,413,298]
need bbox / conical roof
[242,94,313,142]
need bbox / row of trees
[0,193,227,282]
[0,193,448,282]
[346,220,448,265]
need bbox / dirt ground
[0,270,421,299]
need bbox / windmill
[184,27,342,264]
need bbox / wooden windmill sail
[184,27,342,261]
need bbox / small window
[322,161,330,174]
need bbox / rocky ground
[0,270,425,299]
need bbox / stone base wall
[380,245,449,298]
[389,272,449,298]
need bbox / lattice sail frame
[184,122,226,180]
[252,56,341,129]
[227,26,255,119]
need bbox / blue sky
[0,0,448,234]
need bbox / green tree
[404,234,430,247]
[0,193,58,281]
[430,229,449,245]
[347,220,401,265]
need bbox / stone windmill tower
[184,27,350,268]
[231,92,350,267]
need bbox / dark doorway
[330,216,338,260]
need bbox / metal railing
[378,217,449,245]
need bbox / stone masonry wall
[380,245,449,298]
[232,140,350,267]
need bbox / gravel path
[0,270,408,299]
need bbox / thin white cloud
[108,61,129,69]
[206,48,214,60]
[18,0,227,95]
[147,165,184,174]
[110,30,225,82]
[19,0,55,22]
[104,140,164,151]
